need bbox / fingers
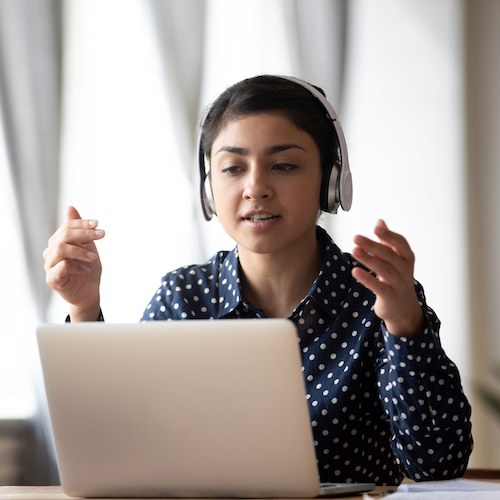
[48,207,105,248]
[352,220,414,281]
[355,220,414,261]
[351,220,425,337]
[44,206,104,276]
[43,240,98,272]
[66,205,82,221]
[47,222,104,248]
[352,241,405,286]
[43,207,103,316]
[46,258,92,292]
[351,265,386,296]
[373,219,414,260]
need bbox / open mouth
[244,214,280,222]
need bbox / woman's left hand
[351,219,425,337]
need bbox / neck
[238,230,324,318]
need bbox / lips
[245,213,279,222]
[242,210,280,221]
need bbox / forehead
[212,113,316,150]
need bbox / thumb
[66,205,82,221]
[376,219,388,230]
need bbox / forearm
[376,324,472,480]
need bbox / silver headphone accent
[198,127,216,220]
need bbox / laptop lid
[37,319,324,498]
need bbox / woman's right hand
[43,206,105,321]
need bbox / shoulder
[142,250,233,320]
[163,251,230,287]
[316,224,366,275]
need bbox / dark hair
[199,75,338,174]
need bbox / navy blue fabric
[142,226,472,485]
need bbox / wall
[466,0,500,468]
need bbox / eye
[221,165,243,174]
[273,163,297,172]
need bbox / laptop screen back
[37,319,321,498]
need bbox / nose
[242,167,273,201]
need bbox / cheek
[291,176,322,206]
[210,177,237,212]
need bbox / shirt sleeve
[375,280,473,481]
[65,309,105,322]
[140,258,224,321]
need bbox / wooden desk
[0,485,390,500]
[1,475,499,500]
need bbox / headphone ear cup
[205,175,216,218]
[339,167,353,212]
[200,171,216,221]
[199,139,216,220]
[320,162,341,214]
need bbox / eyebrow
[215,144,307,156]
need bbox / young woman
[44,75,472,485]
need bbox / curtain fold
[0,0,62,321]
[144,0,208,261]
[0,0,62,484]
[291,0,348,112]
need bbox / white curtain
[0,0,62,484]
[291,0,347,111]
[144,0,208,261]
[0,0,61,320]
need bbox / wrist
[69,301,101,322]
[384,308,426,338]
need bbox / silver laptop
[37,319,375,498]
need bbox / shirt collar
[217,226,353,319]
[306,226,353,318]
[217,246,244,317]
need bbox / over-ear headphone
[198,75,352,221]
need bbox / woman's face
[210,113,323,258]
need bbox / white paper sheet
[364,478,500,500]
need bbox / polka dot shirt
[141,226,473,485]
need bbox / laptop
[37,319,375,498]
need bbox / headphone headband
[199,75,352,220]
